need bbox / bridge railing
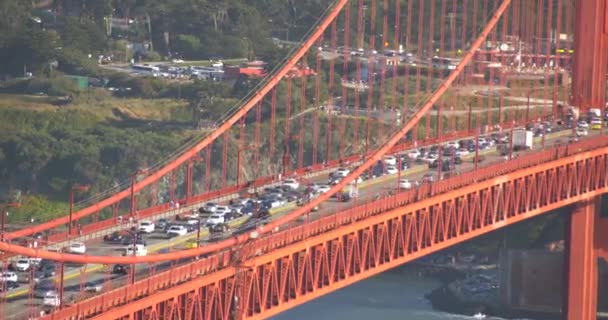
[41,135,608,320]
[244,135,608,255]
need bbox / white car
[0,272,18,283]
[138,221,155,233]
[383,155,397,166]
[184,218,200,226]
[576,127,588,136]
[445,141,459,149]
[84,282,104,293]
[206,214,225,225]
[281,179,300,190]
[68,242,86,254]
[43,292,61,307]
[398,179,413,189]
[316,184,332,193]
[167,225,188,237]
[202,202,218,213]
[577,120,589,128]
[124,245,148,257]
[385,166,399,174]
[13,259,31,272]
[214,206,231,215]
[455,149,470,157]
[265,198,286,208]
[332,168,350,178]
[422,153,438,164]
[407,149,421,159]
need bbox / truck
[512,129,534,151]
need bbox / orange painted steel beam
[5,0,351,241]
[1,0,514,259]
[571,0,608,109]
[2,136,607,265]
[43,141,608,320]
[6,0,511,245]
[566,197,600,320]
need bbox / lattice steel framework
[40,137,608,320]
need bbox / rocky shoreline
[414,260,562,320]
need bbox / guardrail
[41,135,608,320]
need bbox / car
[112,264,128,275]
[29,269,53,283]
[316,184,331,193]
[208,223,231,234]
[576,127,588,136]
[577,120,589,128]
[455,149,470,157]
[43,292,61,307]
[328,177,342,185]
[383,155,397,166]
[155,218,169,231]
[0,272,18,283]
[103,231,125,243]
[407,149,421,159]
[124,245,148,257]
[84,281,104,293]
[167,225,188,237]
[67,242,86,254]
[12,259,31,272]
[201,202,218,213]
[331,168,350,178]
[138,220,155,233]
[263,198,286,208]
[230,204,246,214]
[421,153,438,164]
[398,179,413,189]
[206,214,225,225]
[445,141,459,149]
[590,118,602,130]
[385,166,398,174]
[229,198,250,206]
[281,179,300,190]
[121,233,146,246]
[214,206,231,215]
[33,280,57,297]
[0,281,19,291]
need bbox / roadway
[2,125,587,319]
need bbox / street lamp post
[68,185,89,236]
[0,203,20,242]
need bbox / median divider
[5,130,570,299]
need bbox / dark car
[155,218,169,231]
[120,233,145,246]
[112,264,128,275]
[103,231,125,243]
[0,281,20,291]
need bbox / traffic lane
[4,128,582,313]
[3,256,183,320]
[281,129,582,229]
[8,127,575,292]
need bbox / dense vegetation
[0,0,333,77]
[0,0,335,221]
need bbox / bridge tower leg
[571,0,608,110]
[565,196,608,320]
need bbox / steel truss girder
[42,138,608,320]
